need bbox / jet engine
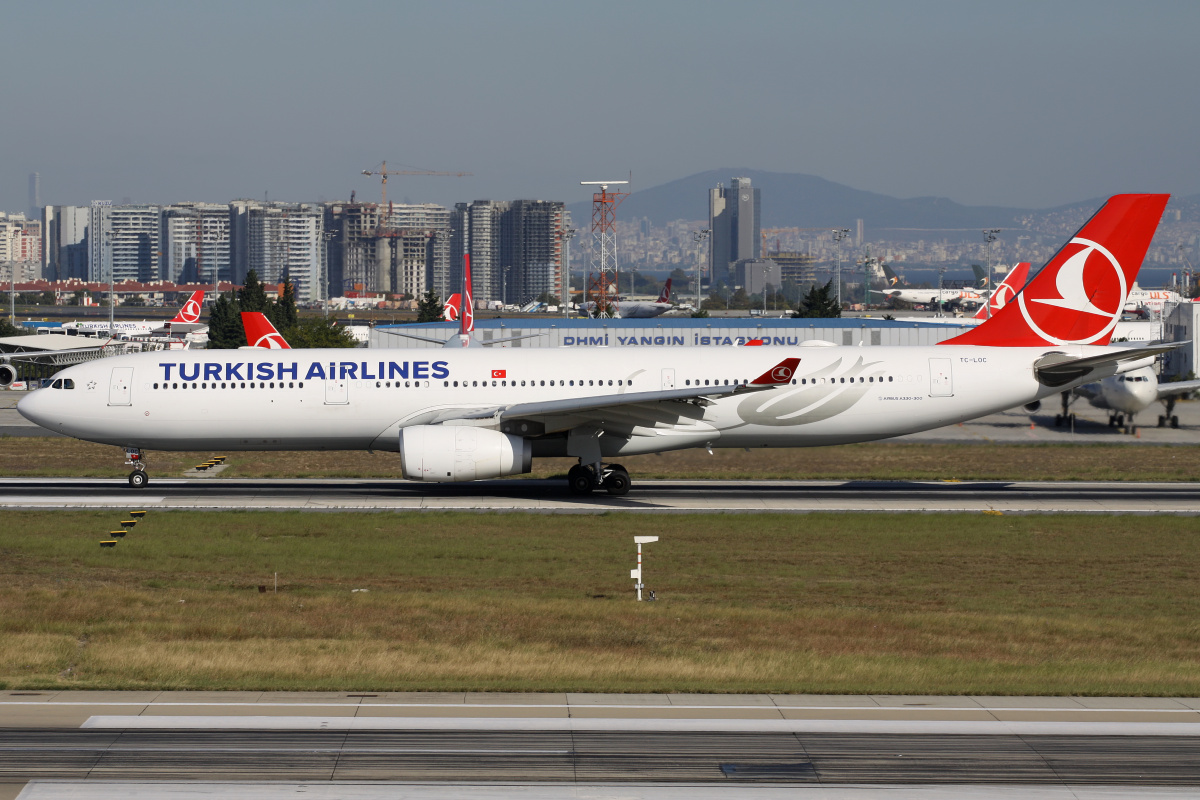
[1023,401,1041,413]
[399,425,532,482]
[0,363,17,388]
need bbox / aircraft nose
[16,388,54,429]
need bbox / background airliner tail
[443,294,461,321]
[972,262,1031,320]
[241,312,291,349]
[461,255,475,335]
[657,278,672,304]
[170,290,206,324]
[943,194,1169,347]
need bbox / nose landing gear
[125,447,148,488]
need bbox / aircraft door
[928,358,953,397]
[325,377,348,405]
[108,367,133,406]
[661,368,675,390]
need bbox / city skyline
[3,1,1198,216]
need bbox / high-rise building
[236,203,323,302]
[450,200,566,307]
[28,173,41,222]
[451,200,505,305]
[499,200,564,306]
[43,206,90,281]
[88,203,161,284]
[162,203,232,285]
[709,177,760,284]
[0,213,42,281]
[324,202,449,300]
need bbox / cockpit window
[63,378,74,389]
[51,379,62,389]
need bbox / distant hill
[564,168,1121,233]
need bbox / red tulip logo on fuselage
[1018,238,1125,345]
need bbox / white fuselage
[1078,366,1159,415]
[874,288,986,307]
[19,343,1110,457]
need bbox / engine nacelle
[1023,401,1041,413]
[0,363,17,388]
[399,425,532,482]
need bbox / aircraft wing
[410,357,800,435]
[1033,343,1184,388]
[0,336,118,361]
[1156,379,1200,400]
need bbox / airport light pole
[560,227,576,317]
[983,228,1000,319]
[937,265,946,316]
[692,229,711,311]
[6,261,14,324]
[322,230,337,317]
[832,229,850,309]
[105,228,114,334]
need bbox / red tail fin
[973,262,1031,320]
[171,290,205,324]
[461,255,474,335]
[944,194,1169,346]
[657,278,672,304]
[443,293,461,322]
[241,312,291,349]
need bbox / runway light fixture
[632,536,659,601]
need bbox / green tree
[274,277,299,331]
[206,292,245,349]
[700,292,727,311]
[238,269,269,313]
[417,289,444,323]
[0,318,25,337]
[281,317,358,348]
[728,287,751,310]
[689,309,709,318]
[792,280,842,318]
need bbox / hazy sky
[3,0,1198,215]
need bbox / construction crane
[361,160,471,212]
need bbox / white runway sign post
[632,536,659,601]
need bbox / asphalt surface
[0,475,1197,513]
[4,729,1199,784]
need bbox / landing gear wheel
[1116,414,1125,428]
[1172,415,1180,429]
[567,465,594,495]
[1158,415,1167,428]
[128,470,148,488]
[1054,414,1063,427]
[605,469,631,496]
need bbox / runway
[4,693,1200,797]
[0,475,1197,514]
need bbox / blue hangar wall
[368,317,973,349]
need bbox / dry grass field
[1,510,1197,695]
[3,436,1200,481]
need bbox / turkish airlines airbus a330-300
[18,194,1174,495]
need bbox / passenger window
[299,382,304,388]
[289,382,294,388]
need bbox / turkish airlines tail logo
[241,312,291,349]
[943,194,1169,347]
[443,293,461,322]
[461,255,475,335]
[973,262,1030,320]
[172,290,205,323]
[657,278,673,304]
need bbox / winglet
[751,358,799,385]
[943,194,1169,347]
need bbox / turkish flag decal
[491,369,506,379]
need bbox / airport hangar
[368,308,1200,378]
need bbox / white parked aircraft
[1123,283,1188,314]
[1054,365,1200,433]
[584,278,675,319]
[18,194,1174,495]
[872,266,987,309]
[59,289,208,338]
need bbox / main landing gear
[1107,413,1137,436]
[1053,391,1076,427]
[125,447,149,488]
[567,462,631,496]
[1158,397,1181,429]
